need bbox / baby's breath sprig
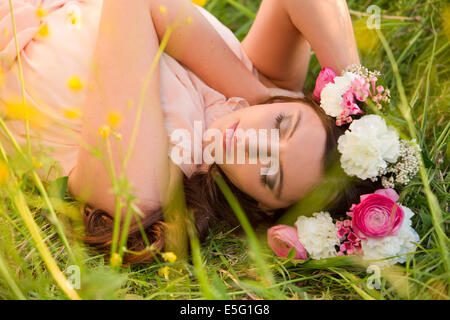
[345,64,381,79]
[379,140,421,188]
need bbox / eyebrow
[274,111,302,199]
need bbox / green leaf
[287,247,297,260]
[48,176,68,200]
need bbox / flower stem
[0,253,26,300]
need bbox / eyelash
[261,113,285,187]
[275,113,286,128]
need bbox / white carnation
[362,205,419,267]
[295,212,340,260]
[337,115,400,180]
[320,72,358,117]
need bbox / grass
[0,0,448,300]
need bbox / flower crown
[313,65,420,189]
[266,66,422,269]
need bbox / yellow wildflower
[3,100,48,128]
[64,108,83,120]
[37,24,50,37]
[67,76,84,91]
[162,252,177,263]
[0,162,9,185]
[107,111,122,128]
[36,6,48,18]
[98,125,111,138]
[110,253,122,267]
[32,157,43,169]
[158,266,170,279]
[192,0,207,7]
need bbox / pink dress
[0,0,256,178]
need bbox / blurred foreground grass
[0,0,448,300]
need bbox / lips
[223,121,240,153]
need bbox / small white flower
[295,212,340,259]
[337,115,400,180]
[320,72,358,117]
[361,205,420,267]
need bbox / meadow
[0,0,448,300]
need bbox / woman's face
[209,101,327,210]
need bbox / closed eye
[261,110,301,198]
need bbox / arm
[149,0,271,105]
[242,0,360,91]
[68,0,171,215]
[285,0,360,72]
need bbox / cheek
[219,163,263,198]
[218,163,287,209]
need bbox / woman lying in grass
[0,0,380,263]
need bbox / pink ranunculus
[267,225,308,260]
[313,67,337,100]
[350,189,404,239]
[374,188,400,202]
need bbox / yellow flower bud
[107,111,122,128]
[192,0,207,7]
[110,253,122,267]
[36,7,48,18]
[37,24,50,37]
[98,125,111,138]
[32,157,43,169]
[64,108,83,119]
[158,266,170,279]
[162,252,177,263]
[67,77,84,91]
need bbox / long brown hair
[83,95,379,264]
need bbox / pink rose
[313,67,337,100]
[350,189,404,239]
[267,225,307,260]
